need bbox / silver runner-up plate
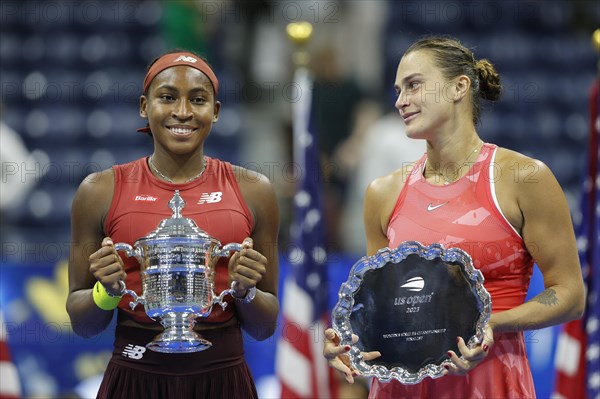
[331,241,492,384]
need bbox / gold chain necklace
[148,156,207,183]
[424,141,483,185]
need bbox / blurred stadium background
[1,1,598,398]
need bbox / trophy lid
[140,190,217,244]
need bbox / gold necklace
[148,156,207,183]
[424,141,483,185]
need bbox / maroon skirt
[97,323,257,399]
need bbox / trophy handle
[113,244,145,310]
[212,243,243,310]
[113,242,143,263]
[117,280,145,310]
[212,281,238,311]
[215,243,243,257]
[113,242,134,257]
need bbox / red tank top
[104,156,253,324]
[374,143,536,398]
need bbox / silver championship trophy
[113,190,242,353]
[332,241,492,384]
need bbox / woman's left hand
[443,323,494,376]
[228,237,267,296]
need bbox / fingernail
[483,344,489,352]
[344,346,351,352]
[443,365,450,370]
[456,337,460,343]
[447,351,452,358]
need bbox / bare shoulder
[365,163,415,229]
[75,168,114,198]
[367,164,413,206]
[494,147,557,189]
[230,164,275,197]
[493,147,565,231]
[363,164,415,254]
[230,164,278,229]
[72,168,115,225]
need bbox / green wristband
[92,281,122,311]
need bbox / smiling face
[139,65,220,156]
[394,50,460,140]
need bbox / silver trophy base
[147,312,212,353]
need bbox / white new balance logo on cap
[174,55,197,63]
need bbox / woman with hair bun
[324,36,584,398]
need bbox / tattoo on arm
[533,288,558,306]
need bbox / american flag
[275,66,336,398]
[553,79,599,399]
[0,309,22,399]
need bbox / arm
[446,153,585,375]
[230,168,280,341]
[363,173,400,256]
[324,171,406,382]
[66,170,125,338]
[489,155,585,332]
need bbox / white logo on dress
[122,344,146,359]
[135,195,158,202]
[174,55,197,63]
[427,202,449,211]
[198,192,223,204]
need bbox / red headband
[143,52,218,95]
[137,52,219,133]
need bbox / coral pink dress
[373,143,536,398]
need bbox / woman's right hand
[88,237,126,295]
[323,328,381,383]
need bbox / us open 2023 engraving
[332,242,492,384]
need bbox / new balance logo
[122,344,146,359]
[174,55,197,63]
[198,192,223,204]
[135,195,158,202]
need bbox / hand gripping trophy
[113,190,242,353]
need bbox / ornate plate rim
[331,241,492,384]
